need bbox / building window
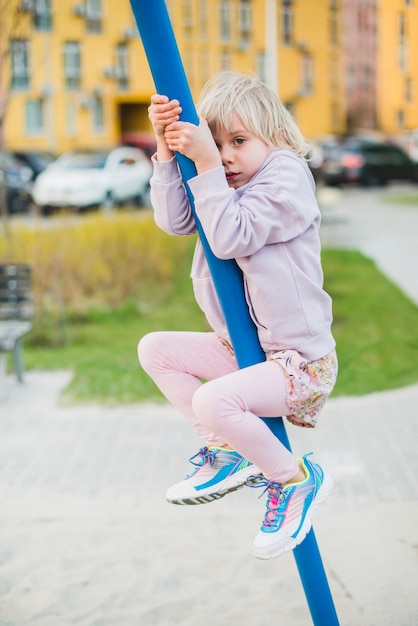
[25,99,44,134]
[405,76,413,102]
[198,0,209,41]
[282,0,293,46]
[64,42,81,90]
[183,46,195,88]
[331,101,339,134]
[238,0,251,48]
[11,39,30,90]
[66,101,77,137]
[199,48,210,87]
[396,109,405,127]
[92,96,104,131]
[329,55,338,93]
[398,13,408,71]
[115,43,129,90]
[256,51,266,83]
[284,100,294,115]
[86,0,102,33]
[183,0,193,40]
[220,0,231,42]
[329,0,338,45]
[33,0,52,31]
[301,54,313,95]
[219,49,231,71]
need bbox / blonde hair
[197,71,310,159]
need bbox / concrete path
[319,183,418,305]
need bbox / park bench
[0,264,33,385]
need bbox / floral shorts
[268,349,338,428]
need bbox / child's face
[211,113,271,189]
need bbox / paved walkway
[0,185,417,626]
[319,183,418,305]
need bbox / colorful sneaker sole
[167,464,262,506]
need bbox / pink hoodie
[150,149,336,361]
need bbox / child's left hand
[164,117,222,174]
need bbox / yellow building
[377,0,418,135]
[3,0,346,155]
[3,0,154,153]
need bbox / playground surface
[1,185,417,625]
[1,371,417,626]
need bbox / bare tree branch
[0,0,30,237]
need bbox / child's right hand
[148,95,182,138]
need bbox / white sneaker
[167,446,262,505]
[249,453,333,559]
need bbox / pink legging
[137,331,299,483]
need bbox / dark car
[11,150,57,181]
[322,139,418,186]
[0,152,33,214]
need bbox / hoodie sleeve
[150,155,197,236]
[187,151,319,260]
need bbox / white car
[32,146,153,214]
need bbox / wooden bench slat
[0,264,34,384]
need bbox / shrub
[0,210,195,345]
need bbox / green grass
[21,247,418,404]
[322,249,418,395]
[381,192,418,206]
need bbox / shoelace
[189,447,217,468]
[246,475,287,528]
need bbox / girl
[138,71,337,560]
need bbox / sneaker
[166,446,262,505]
[249,453,333,559]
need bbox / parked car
[0,152,33,214]
[120,132,157,160]
[11,150,57,181]
[32,146,153,214]
[322,139,418,186]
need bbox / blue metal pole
[129,2,340,624]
